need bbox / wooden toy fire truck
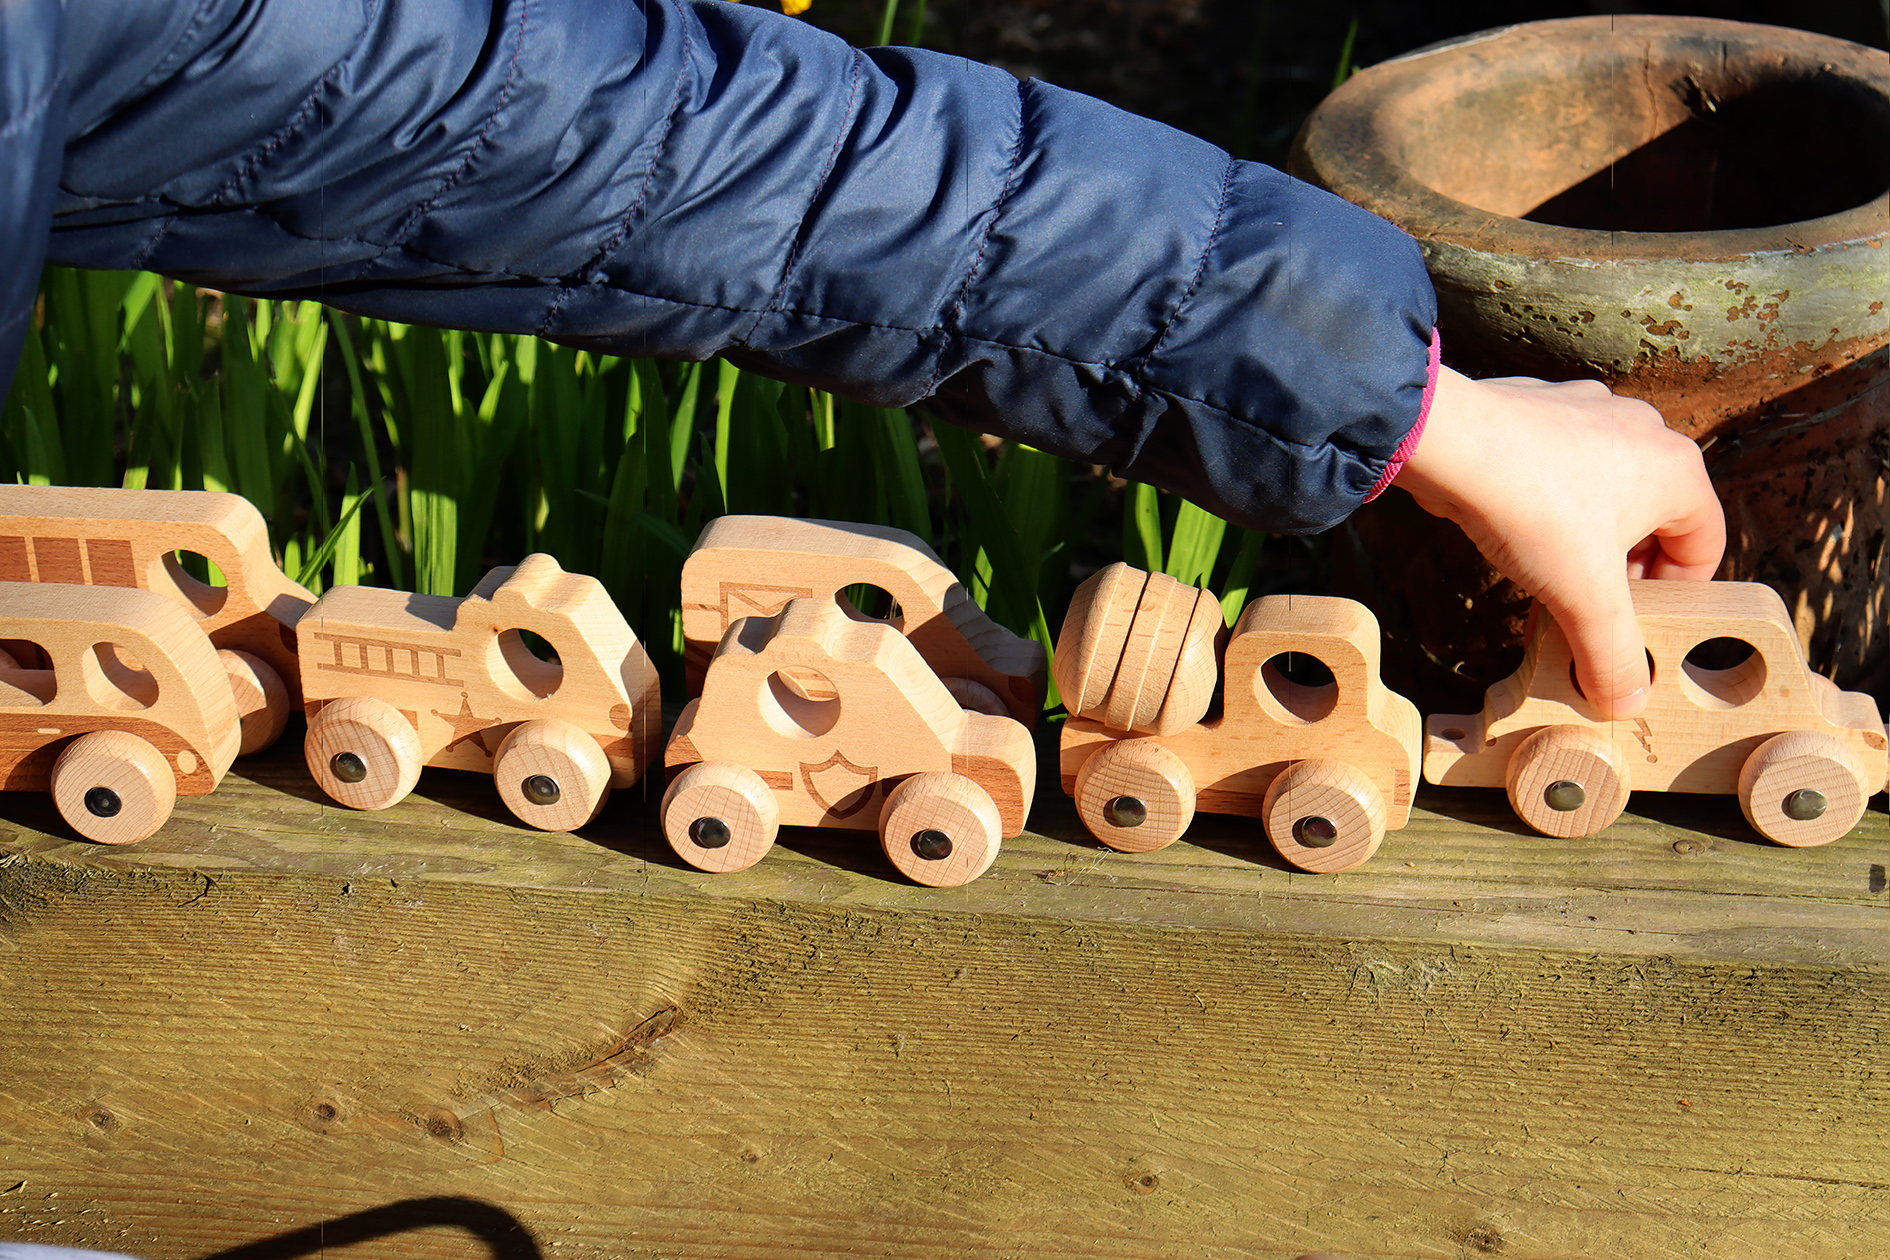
[297,555,661,831]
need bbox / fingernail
[1601,687,1647,720]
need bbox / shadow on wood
[198,1196,542,1260]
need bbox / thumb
[1543,577,1649,721]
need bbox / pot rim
[1293,15,1890,264]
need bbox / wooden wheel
[942,676,1009,718]
[1505,724,1628,838]
[1261,758,1386,873]
[304,695,423,810]
[1072,738,1196,853]
[493,718,613,832]
[1738,731,1869,847]
[51,730,178,845]
[662,762,780,873]
[218,649,290,755]
[878,772,1003,887]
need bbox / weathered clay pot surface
[1294,16,1889,709]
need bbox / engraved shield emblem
[800,750,878,819]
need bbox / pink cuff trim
[1363,327,1441,503]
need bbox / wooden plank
[1,728,1887,1259]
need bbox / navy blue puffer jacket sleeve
[14,0,1438,534]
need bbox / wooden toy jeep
[662,597,1035,887]
[0,485,315,754]
[1,582,241,843]
[1424,580,1889,845]
[681,516,1047,727]
[1056,564,1422,874]
[297,555,662,831]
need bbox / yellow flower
[781,0,812,13]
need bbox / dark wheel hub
[331,752,368,784]
[1545,780,1586,812]
[522,774,562,806]
[1783,788,1828,821]
[1293,815,1339,848]
[1105,795,1147,828]
[84,787,122,818]
[690,816,731,849]
[911,829,953,861]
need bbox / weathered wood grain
[1,726,1887,1260]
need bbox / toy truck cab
[662,597,1036,887]
[298,555,662,831]
[1424,580,1889,845]
[681,516,1047,727]
[1057,564,1422,874]
[1,582,241,843]
[0,485,316,753]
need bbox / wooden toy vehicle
[1425,580,1890,845]
[1,582,240,843]
[662,597,1035,887]
[0,485,316,754]
[681,516,1047,727]
[297,555,662,831]
[1057,564,1422,874]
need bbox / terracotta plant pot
[1291,16,1889,711]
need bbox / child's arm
[30,0,1437,539]
[1392,367,1725,720]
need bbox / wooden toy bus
[2,582,241,843]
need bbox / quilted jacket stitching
[924,74,1028,397]
[378,0,535,255]
[537,0,695,338]
[743,46,865,345]
[1130,152,1235,402]
[205,0,383,210]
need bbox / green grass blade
[1165,498,1228,589]
[1125,481,1164,573]
[405,328,460,595]
[1331,17,1359,90]
[933,422,1057,702]
[669,361,701,492]
[332,468,366,587]
[867,407,933,545]
[631,510,695,562]
[712,359,739,515]
[327,311,408,590]
[2,326,65,486]
[117,272,161,352]
[635,360,678,520]
[217,297,278,520]
[290,485,371,592]
[1217,528,1268,625]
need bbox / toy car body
[1424,580,1889,845]
[1058,566,1421,874]
[681,516,1047,727]
[0,485,315,753]
[297,554,661,831]
[663,596,1035,887]
[1,582,241,843]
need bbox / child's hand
[1392,366,1725,720]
